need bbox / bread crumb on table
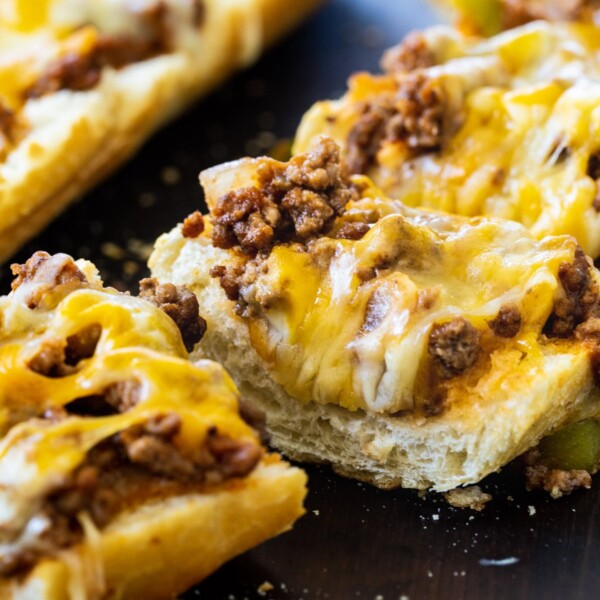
[444,486,492,511]
[161,166,181,185]
[100,241,126,260]
[258,581,274,596]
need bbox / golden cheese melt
[203,165,587,416]
[0,0,52,33]
[0,283,257,539]
[294,21,600,256]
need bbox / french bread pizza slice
[294,20,600,257]
[150,137,600,495]
[0,251,306,599]
[0,0,320,263]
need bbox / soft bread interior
[3,458,307,600]
[150,229,600,491]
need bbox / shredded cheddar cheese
[198,157,594,417]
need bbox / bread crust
[2,459,307,600]
[0,0,321,263]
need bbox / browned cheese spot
[211,138,357,254]
[544,247,599,338]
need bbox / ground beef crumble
[138,278,206,352]
[336,221,371,240]
[181,211,205,238]
[544,247,600,338]
[211,137,358,255]
[25,1,178,99]
[389,73,445,150]
[346,99,396,175]
[209,257,268,317]
[120,414,261,481]
[210,139,359,313]
[487,304,521,338]
[211,187,281,254]
[346,73,445,174]
[428,317,481,379]
[11,251,88,310]
[381,31,436,74]
[524,449,592,498]
[104,380,142,413]
[29,339,76,378]
[209,264,244,303]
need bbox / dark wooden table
[6,1,600,598]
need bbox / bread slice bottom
[151,233,600,493]
[3,458,306,600]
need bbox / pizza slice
[0,0,320,263]
[150,137,600,494]
[293,20,600,257]
[0,251,306,599]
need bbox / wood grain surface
[4,1,599,599]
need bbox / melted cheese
[0,282,258,579]
[294,21,600,256]
[201,159,587,416]
[0,0,53,32]
[250,211,574,413]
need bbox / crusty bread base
[2,457,307,600]
[150,230,600,492]
[0,0,321,263]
